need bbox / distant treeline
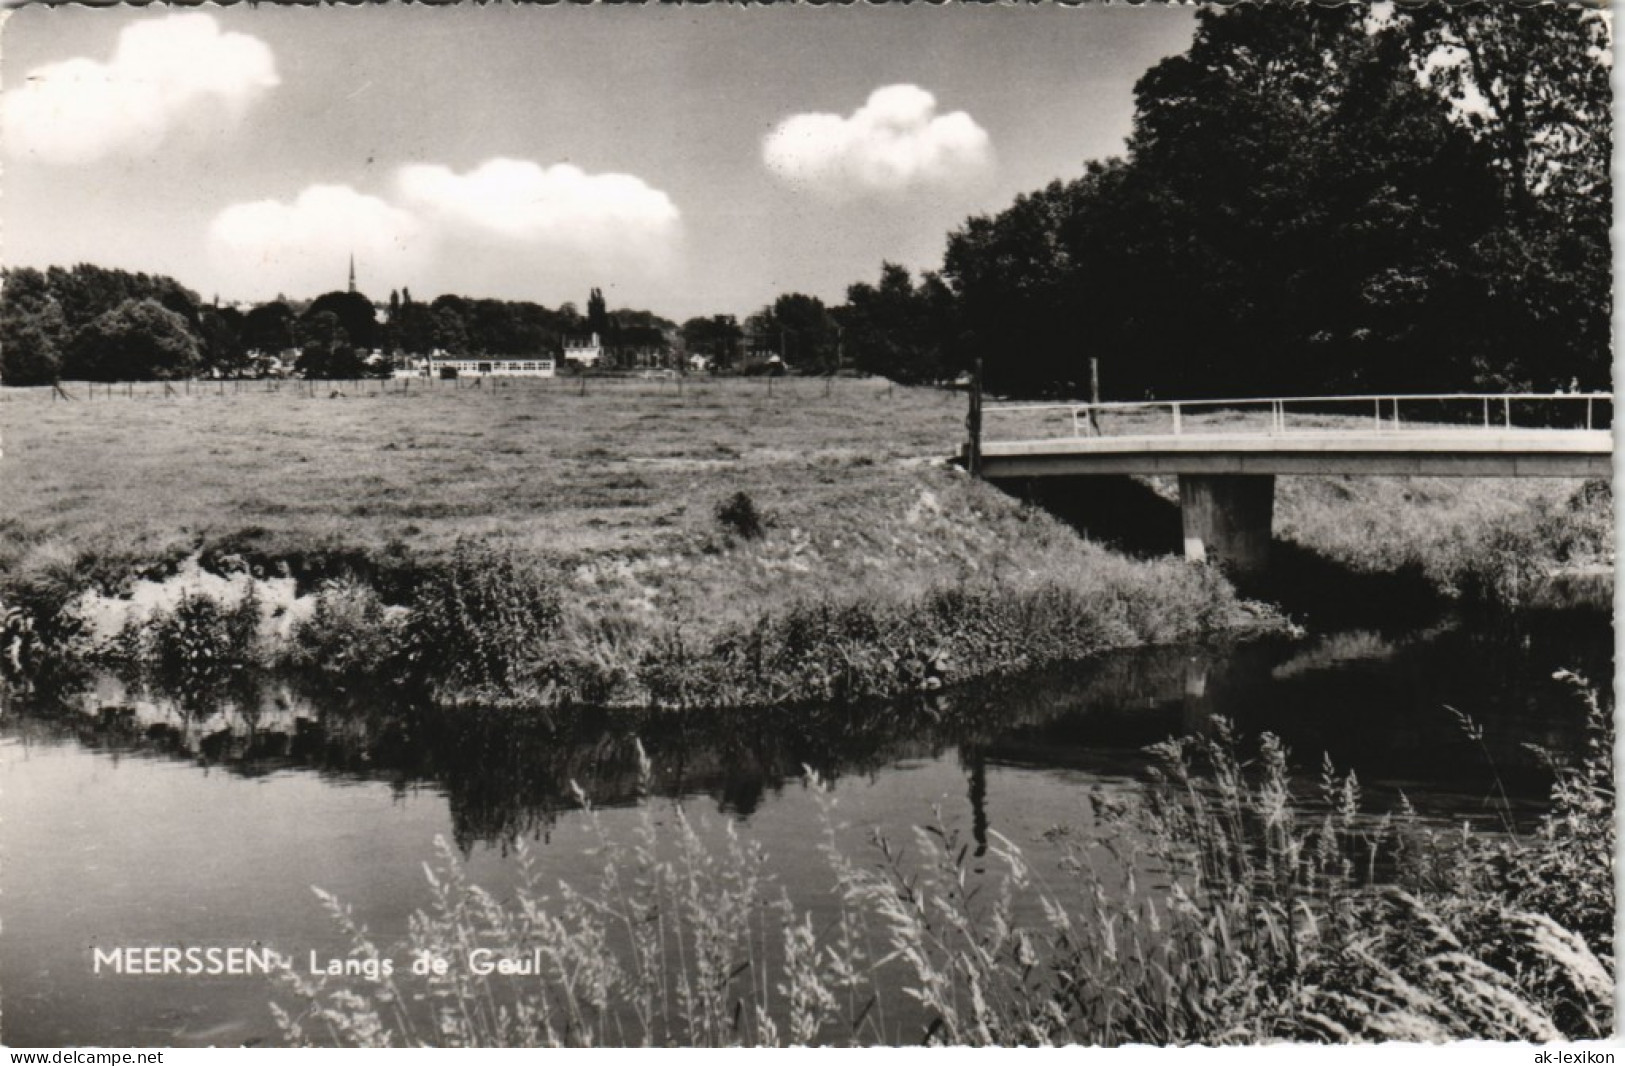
[0,265,682,384]
[2,6,1608,396]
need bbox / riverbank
[0,380,1609,708]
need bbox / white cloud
[208,185,427,295]
[4,13,279,165]
[397,158,681,255]
[206,159,683,301]
[763,84,992,198]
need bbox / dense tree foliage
[744,294,840,373]
[2,265,211,384]
[1,268,68,384]
[587,288,609,339]
[838,263,961,384]
[294,310,368,380]
[938,4,1611,398]
[681,315,744,368]
[67,298,201,381]
[304,291,381,353]
[241,301,296,355]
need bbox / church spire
[348,254,357,294]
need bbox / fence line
[1,373,893,405]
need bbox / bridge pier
[1178,474,1275,579]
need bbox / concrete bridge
[969,393,1613,577]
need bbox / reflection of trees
[3,608,1608,849]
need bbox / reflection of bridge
[971,393,1613,577]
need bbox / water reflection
[4,605,1609,850]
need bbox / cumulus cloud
[209,185,427,294]
[397,158,681,255]
[5,13,279,165]
[207,158,684,300]
[763,84,992,198]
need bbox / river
[0,603,1609,1046]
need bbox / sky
[2,5,1196,322]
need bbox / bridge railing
[981,392,1614,443]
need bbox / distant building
[741,349,786,373]
[618,345,669,370]
[424,355,556,379]
[563,333,604,368]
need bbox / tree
[199,305,247,377]
[433,307,470,355]
[1,268,68,385]
[304,290,380,352]
[1099,6,1473,394]
[942,177,1102,396]
[770,294,838,373]
[838,262,960,384]
[65,298,201,381]
[1405,4,1612,389]
[393,298,438,355]
[587,288,609,339]
[44,264,202,336]
[940,3,1610,398]
[681,315,743,369]
[294,311,366,379]
[242,301,296,354]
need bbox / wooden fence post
[966,357,983,478]
[1088,356,1102,435]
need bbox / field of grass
[0,377,1608,706]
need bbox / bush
[404,540,565,701]
[145,589,262,680]
[0,576,91,682]
[290,577,405,681]
[715,491,767,540]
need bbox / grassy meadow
[0,377,1610,706]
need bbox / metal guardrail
[982,393,1614,440]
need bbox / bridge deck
[978,429,1614,478]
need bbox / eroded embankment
[1,472,1290,708]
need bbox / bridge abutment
[1178,474,1275,579]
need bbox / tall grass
[273,682,1613,1046]
[1277,477,1613,609]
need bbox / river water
[0,603,1609,1047]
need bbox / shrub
[404,540,565,701]
[290,577,405,681]
[144,587,263,685]
[716,491,767,540]
[0,581,90,682]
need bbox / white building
[563,333,604,368]
[424,355,556,378]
